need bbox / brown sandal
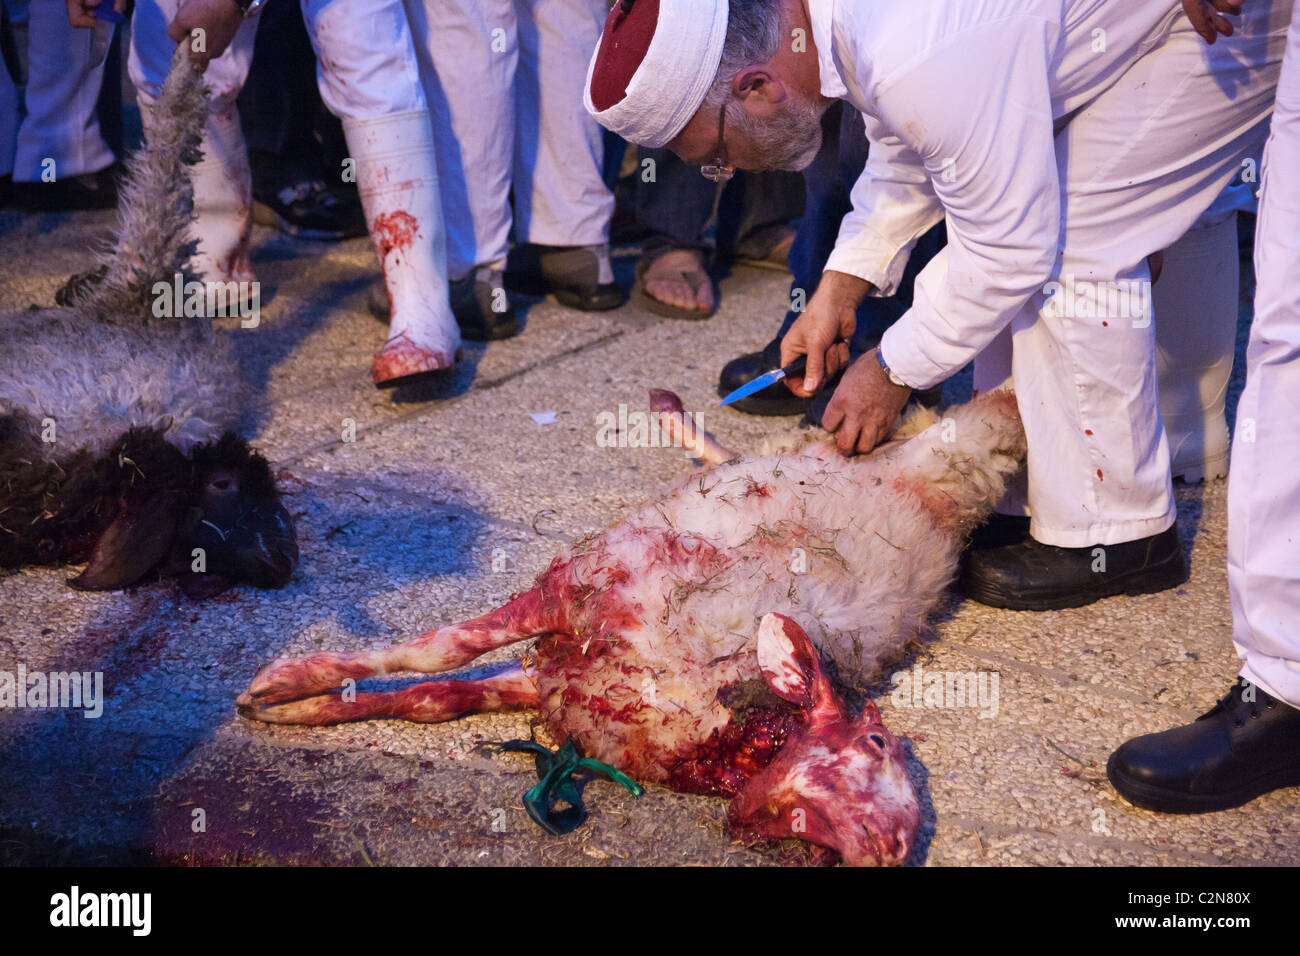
[632,248,716,321]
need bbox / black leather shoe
[509,244,624,311]
[448,267,521,341]
[958,523,1187,610]
[1108,679,1300,813]
[718,338,812,416]
[253,179,367,240]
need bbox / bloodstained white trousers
[127,0,445,292]
[972,3,1291,548]
[405,0,614,280]
[1229,11,1300,708]
[12,0,117,181]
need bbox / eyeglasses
[700,101,736,183]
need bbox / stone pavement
[0,206,1295,866]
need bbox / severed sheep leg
[238,662,538,726]
[238,585,566,708]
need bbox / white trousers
[1229,10,1300,708]
[128,0,425,118]
[406,0,614,279]
[12,0,116,181]
[974,2,1292,548]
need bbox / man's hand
[66,0,131,29]
[780,271,873,397]
[1182,0,1245,44]
[167,0,245,66]
[822,350,912,455]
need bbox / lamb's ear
[756,613,845,724]
[69,493,185,590]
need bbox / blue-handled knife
[718,355,808,407]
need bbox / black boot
[448,266,521,341]
[508,244,623,311]
[957,524,1187,611]
[1107,679,1300,813]
[717,337,812,416]
[965,512,1032,551]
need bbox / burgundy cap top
[588,0,661,112]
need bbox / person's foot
[957,523,1188,611]
[718,337,812,416]
[448,265,520,341]
[639,247,716,317]
[15,165,120,212]
[253,179,367,240]
[510,243,623,311]
[366,268,522,342]
[732,223,796,272]
[1108,678,1300,813]
[371,329,458,388]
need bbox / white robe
[811,0,1292,547]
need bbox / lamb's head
[70,429,298,598]
[725,614,920,866]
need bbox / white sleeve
[824,117,945,296]
[839,16,1064,390]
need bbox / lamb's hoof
[371,333,458,388]
[237,695,339,725]
[240,657,325,706]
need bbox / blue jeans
[634,146,804,262]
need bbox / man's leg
[1106,12,1300,812]
[305,0,466,385]
[961,3,1290,609]
[632,145,718,318]
[129,0,260,284]
[14,0,117,209]
[1229,26,1300,712]
[409,0,514,284]
[510,0,620,311]
[407,0,525,332]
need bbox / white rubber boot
[343,109,459,387]
[1154,213,1239,483]
[181,104,256,284]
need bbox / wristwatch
[233,0,268,18]
[875,347,909,389]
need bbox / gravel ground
[0,201,1293,867]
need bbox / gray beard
[728,95,827,171]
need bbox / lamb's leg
[238,585,565,707]
[650,389,738,465]
[239,663,538,726]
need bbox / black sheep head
[70,430,299,598]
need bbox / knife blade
[718,355,808,407]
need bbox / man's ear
[733,66,788,108]
[756,613,845,723]
[69,492,186,590]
